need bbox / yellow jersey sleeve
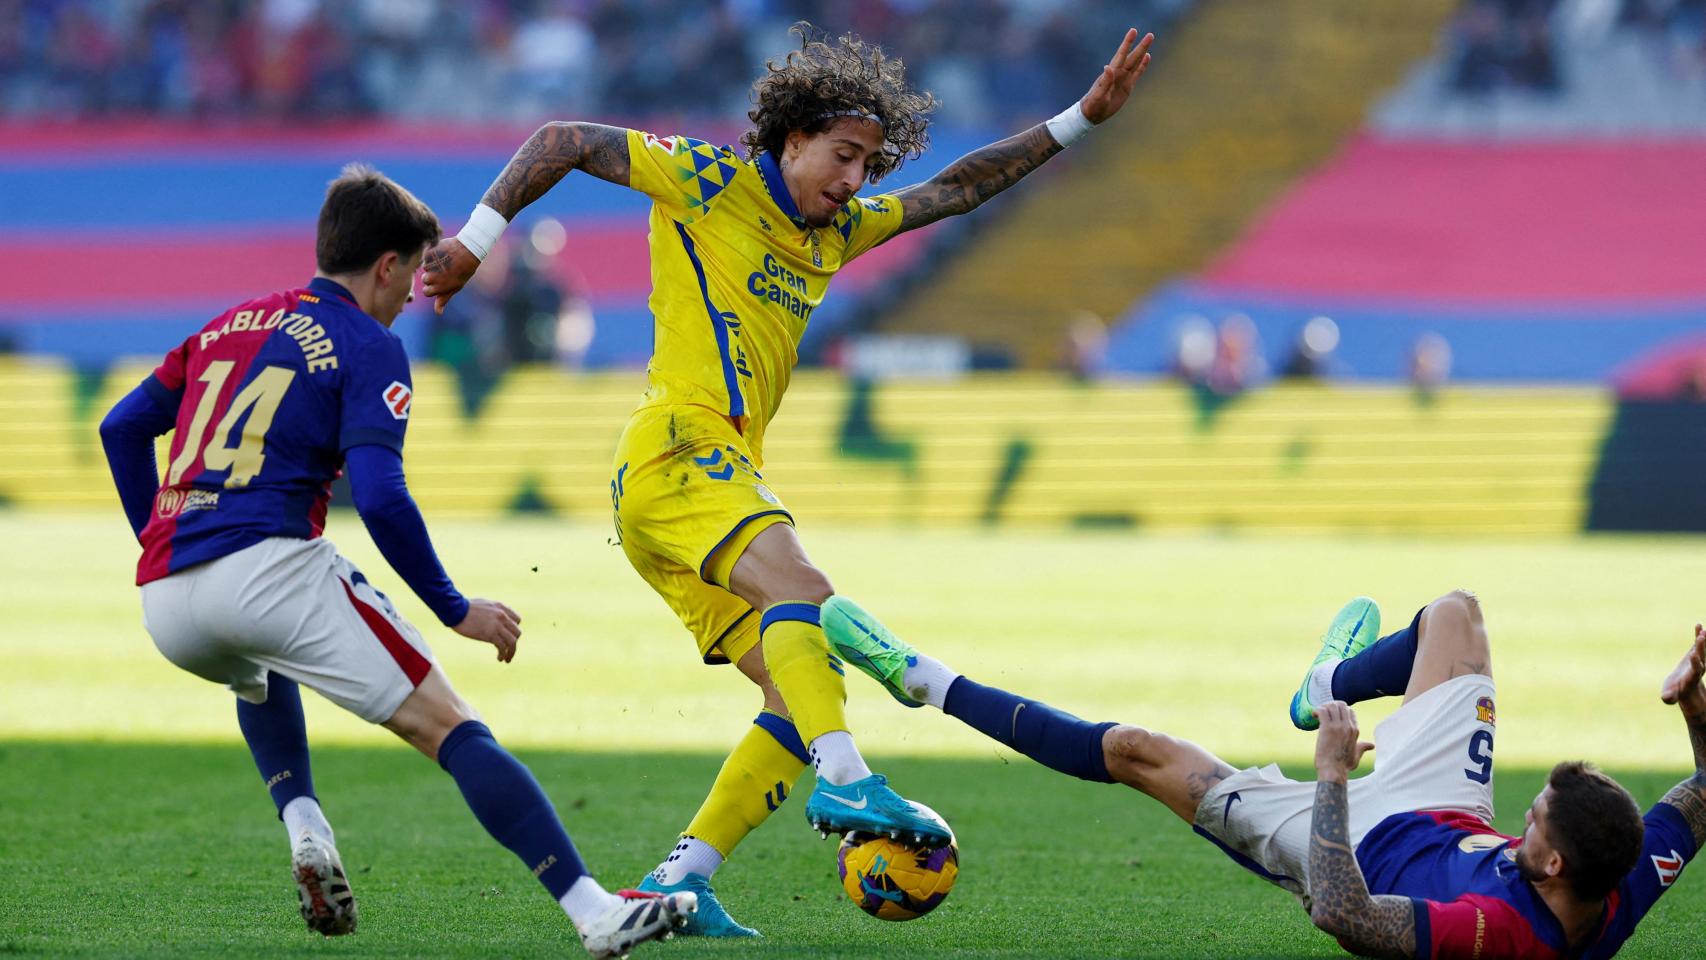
[626,129,744,224]
[833,194,905,263]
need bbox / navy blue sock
[943,677,1116,783]
[437,720,590,900]
[1330,607,1424,704]
[236,671,316,816]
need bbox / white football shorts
[140,536,436,723]
[1191,673,1498,901]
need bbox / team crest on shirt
[383,381,412,419]
[1475,696,1496,726]
[810,231,823,268]
[1653,850,1685,886]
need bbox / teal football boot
[803,773,952,847]
[634,873,759,937]
[820,595,923,708]
[1289,596,1381,731]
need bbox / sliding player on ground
[98,165,692,958]
[421,23,1154,936]
[824,591,1703,957]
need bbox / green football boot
[820,596,923,708]
[1289,596,1381,731]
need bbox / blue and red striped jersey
[1356,806,1695,959]
[135,277,413,584]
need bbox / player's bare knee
[791,566,835,605]
[1427,589,1482,627]
[1102,725,1164,783]
[385,680,479,761]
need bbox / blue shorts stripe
[697,509,792,584]
[760,602,821,633]
[672,221,745,419]
[1191,825,1299,887]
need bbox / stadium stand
[871,0,1461,370]
[1104,0,1706,383]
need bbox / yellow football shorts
[611,403,793,665]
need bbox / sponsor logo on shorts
[384,381,412,419]
[1475,696,1496,726]
[1654,850,1684,887]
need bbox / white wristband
[455,203,509,261]
[1045,101,1094,148]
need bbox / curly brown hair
[743,23,937,183]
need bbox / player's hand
[1077,28,1155,124]
[1661,623,1706,708]
[452,598,522,662]
[1313,701,1374,781]
[420,238,480,315]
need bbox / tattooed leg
[1100,725,1237,822]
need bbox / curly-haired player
[422,22,1154,936]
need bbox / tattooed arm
[421,122,630,311]
[476,121,630,219]
[886,29,1154,237]
[1308,702,1417,959]
[1659,624,1706,847]
[888,126,1064,235]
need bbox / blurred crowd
[1447,0,1563,95]
[1163,315,1454,398]
[1446,0,1706,96]
[0,0,1187,125]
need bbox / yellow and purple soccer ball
[837,827,959,921]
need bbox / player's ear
[374,250,401,287]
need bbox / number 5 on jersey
[166,361,298,487]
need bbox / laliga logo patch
[155,487,186,518]
[1653,850,1684,887]
[643,132,676,152]
[383,381,412,419]
[1475,696,1496,727]
[755,484,779,505]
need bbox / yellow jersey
[624,128,904,463]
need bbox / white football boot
[580,890,697,959]
[291,830,358,936]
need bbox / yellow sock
[760,603,848,743]
[680,712,809,857]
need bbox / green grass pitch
[4,514,1706,957]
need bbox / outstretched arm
[888,28,1153,236]
[422,122,631,312]
[1659,625,1706,846]
[476,121,631,219]
[1307,702,1418,959]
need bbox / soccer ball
[837,816,959,921]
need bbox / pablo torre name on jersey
[198,298,340,372]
